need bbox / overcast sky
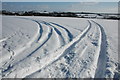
[2,2,118,13]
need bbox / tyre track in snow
[41,21,66,46]
[75,20,102,78]
[3,19,67,66]
[75,20,107,78]
[92,20,107,78]
[3,18,107,78]
[1,19,44,64]
[2,19,73,78]
[7,21,74,78]
[25,20,106,78]
[1,19,44,71]
[68,20,106,78]
[50,22,73,42]
[2,20,53,77]
[22,20,91,78]
[32,20,43,42]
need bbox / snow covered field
[1,16,119,78]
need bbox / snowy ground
[1,16,119,78]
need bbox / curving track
[2,18,109,78]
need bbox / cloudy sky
[2,2,118,13]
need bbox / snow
[0,13,2,80]
[1,16,119,78]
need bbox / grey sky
[1,0,120,2]
[2,2,118,13]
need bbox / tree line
[1,10,120,20]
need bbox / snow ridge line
[68,20,100,78]
[3,19,72,78]
[0,18,42,66]
[2,22,73,78]
[33,20,43,43]
[41,21,66,46]
[86,20,103,78]
[3,18,72,75]
[8,19,42,56]
[92,20,107,78]
[16,24,52,63]
[24,20,91,78]
[15,17,43,44]
[1,20,53,75]
[26,28,53,57]
[0,38,8,43]
[50,22,73,41]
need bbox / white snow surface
[1,16,119,78]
